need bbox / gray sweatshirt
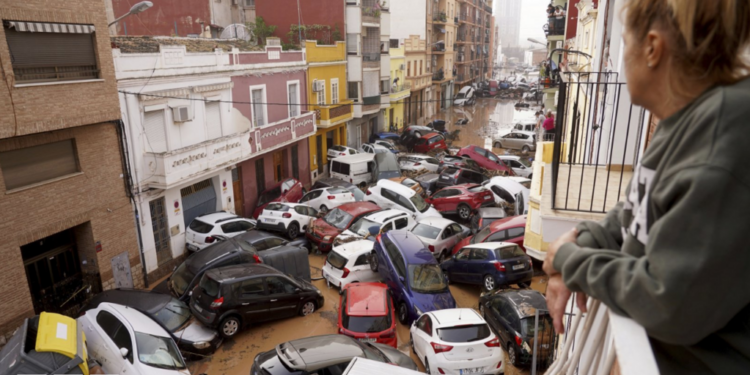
[553,77,750,374]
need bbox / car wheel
[518,281,531,288]
[425,358,431,374]
[369,252,379,272]
[458,204,472,220]
[287,223,299,239]
[508,345,519,367]
[319,205,329,214]
[483,274,496,292]
[398,302,409,325]
[219,316,241,339]
[300,301,316,316]
[522,145,531,154]
[493,142,501,149]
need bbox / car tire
[287,222,300,239]
[522,145,531,154]
[219,316,241,339]
[369,252,379,272]
[320,205,329,214]
[483,274,496,292]
[495,142,503,149]
[398,302,409,325]
[518,281,531,288]
[458,204,472,220]
[300,301,316,316]
[425,358,431,374]
[508,345,519,367]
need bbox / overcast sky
[517,0,549,48]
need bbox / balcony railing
[432,70,445,81]
[362,95,381,105]
[312,100,354,126]
[432,11,448,23]
[545,17,566,36]
[550,72,647,214]
[362,52,381,62]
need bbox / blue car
[370,230,456,324]
[440,242,533,292]
[373,132,401,143]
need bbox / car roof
[376,180,417,197]
[417,217,455,228]
[415,173,440,181]
[499,155,520,161]
[369,144,389,150]
[465,241,517,250]
[205,263,281,282]
[385,230,435,264]
[277,334,363,372]
[345,283,388,316]
[492,289,548,318]
[99,302,171,337]
[193,211,238,224]
[422,132,441,138]
[488,215,527,231]
[428,308,484,326]
[488,176,526,194]
[87,289,172,315]
[332,240,375,257]
[331,153,375,163]
[509,177,531,183]
[315,178,357,189]
[336,201,381,216]
[364,209,409,223]
[512,130,536,136]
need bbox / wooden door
[273,150,284,182]
[232,168,244,215]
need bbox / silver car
[494,130,537,153]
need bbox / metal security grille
[180,179,217,227]
[149,197,173,266]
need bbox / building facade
[388,43,411,130]
[403,35,431,125]
[0,0,142,342]
[307,40,354,181]
[428,0,457,111]
[345,0,391,148]
[456,0,494,88]
[255,0,345,46]
[494,0,521,48]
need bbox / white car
[335,209,416,245]
[454,86,476,106]
[399,154,441,173]
[484,177,530,215]
[366,180,443,221]
[499,155,532,178]
[411,217,468,262]
[186,212,255,252]
[321,239,381,292]
[508,176,531,189]
[361,143,391,154]
[299,187,356,213]
[256,202,319,239]
[374,140,399,153]
[410,308,505,375]
[328,145,359,159]
[79,302,190,375]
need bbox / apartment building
[0,0,142,342]
[390,0,431,124]
[427,0,457,110]
[388,42,411,130]
[455,0,494,88]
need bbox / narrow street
[186,251,549,375]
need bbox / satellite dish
[219,24,257,45]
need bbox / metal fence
[550,72,648,213]
[530,309,558,375]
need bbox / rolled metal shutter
[180,179,218,228]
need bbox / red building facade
[254,0,344,44]
[111,0,210,36]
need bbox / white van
[329,153,375,189]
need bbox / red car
[425,184,495,220]
[306,202,380,252]
[338,282,397,348]
[252,178,306,219]
[456,145,515,175]
[413,132,448,154]
[452,215,527,255]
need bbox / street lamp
[528,38,547,46]
[109,1,153,27]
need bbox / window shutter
[5,28,98,82]
[205,102,222,139]
[143,111,168,153]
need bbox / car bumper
[190,301,218,328]
[496,270,533,286]
[185,240,208,253]
[306,233,333,252]
[256,220,288,233]
[434,349,505,375]
[321,267,346,290]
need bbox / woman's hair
[624,0,750,92]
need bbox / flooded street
[187,251,548,375]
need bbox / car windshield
[152,298,192,332]
[455,93,466,99]
[350,188,366,202]
[348,217,381,236]
[472,226,493,244]
[258,187,281,206]
[344,315,392,333]
[188,220,213,234]
[170,262,194,296]
[402,178,418,187]
[326,251,348,270]
[324,208,354,230]
[360,342,388,362]
[330,145,346,152]
[521,315,553,337]
[437,324,491,343]
[135,332,186,370]
[518,159,532,167]
[495,245,527,259]
[408,264,449,294]
[412,223,441,240]
[410,194,430,213]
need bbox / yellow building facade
[387,44,411,132]
[404,35,431,125]
[306,40,354,180]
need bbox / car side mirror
[294,288,302,293]
[120,347,129,358]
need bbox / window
[4,22,99,83]
[205,101,222,139]
[255,159,265,196]
[288,82,299,117]
[330,79,339,105]
[244,0,255,6]
[251,87,266,126]
[347,34,358,54]
[470,248,490,260]
[495,245,526,260]
[419,61,423,75]
[417,315,432,334]
[0,139,80,191]
[456,248,471,261]
[267,277,296,294]
[407,62,411,76]
[96,311,133,363]
[354,254,369,266]
[507,227,525,238]
[317,80,326,105]
[381,79,389,94]
[348,82,359,100]
[238,278,265,296]
[262,237,286,250]
[393,217,409,230]
[486,230,508,242]
[382,237,406,278]
[390,39,399,48]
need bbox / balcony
[362,95,381,114]
[545,17,566,36]
[312,100,354,128]
[432,11,448,23]
[432,69,445,82]
[362,0,383,24]
[390,81,411,101]
[363,52,381,62]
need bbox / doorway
[316,136,323,174]
[232,168,245,215]
[149,197,173,267]
[389,108,394,131]
[273,150,284,182]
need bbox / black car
[312,178,366,202]
[414,173,440,196]
[81,289,221,356]
[251,334,418,375]
[439,155,482,173]
[190,264,324,339]
[470,207,508,234]
[436,166,488,189]
[478,289,555,368]
[168,230,310,302]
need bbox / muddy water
[188,252,548,375]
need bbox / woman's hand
[543,228,578,275]
[546,274,588,334]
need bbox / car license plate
[513,264,525,270]
[187,244,198,252]
[460,368,482,375]
[441,176,449,180]
[193,303,203,313]
[483,195,491,200]
[359,338,376,343]
[264,218,276,223]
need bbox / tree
[247,16,277,46]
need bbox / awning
[5,21,95,34]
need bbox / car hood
[294,275,319,292]
[311,218,343,236]
[174,317,219,344]
[372,343,419,370]
[413,290,456,312]
[422,206,443,218]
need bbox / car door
[396,194,418,218]
[450,247,472,282]
[351,253,378,283]
[265,276,302,319]
[412,314,433,359]
[484,229,508,244]
[501,133,516,149]
[235,277,271,321]
[505,226,526,248]
[294,206,315,230]
[300,190,322,207]
[383,237,408,302]
[468,248,491,284]
[429,189,454,212]
[425,157,441,172]
[379,188,399,210]
[435,135,447,150]
[92,309,137,374]
[492,299,513,345]
[442,223,464,252]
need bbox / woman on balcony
[542,0,750,373]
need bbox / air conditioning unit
[172,106,192,122]
[313,80,325,92]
